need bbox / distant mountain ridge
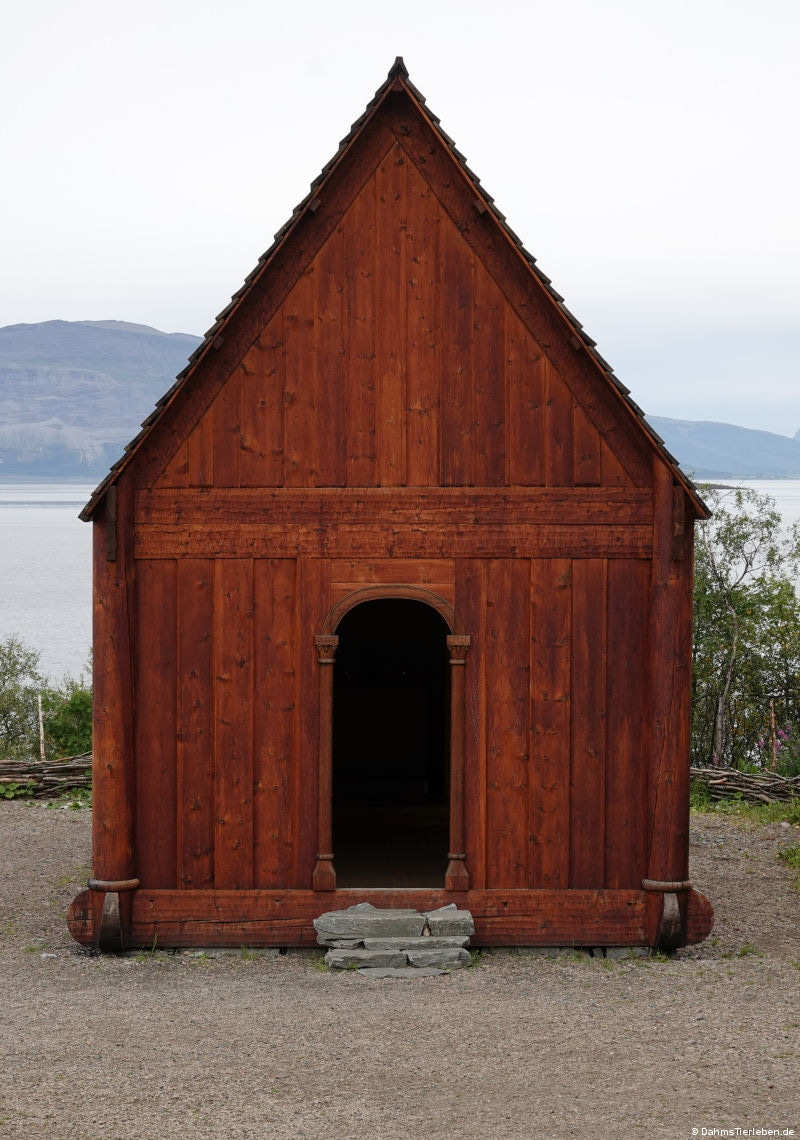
[647,417,800,480]
[0,319,798,480]
[0,320,201,477]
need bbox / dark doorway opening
[333,598,450,887]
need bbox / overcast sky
[2,0,798,433]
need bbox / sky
[1,0,798,434]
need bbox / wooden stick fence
[1,755,798,805]
[0,754,91,798]
[691,765,800,804]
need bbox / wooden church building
[68,59,714,951]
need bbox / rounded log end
[684,887,714,946]
[66,889,99,947]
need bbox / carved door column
[445,634,471,891]
[312,634,339,890]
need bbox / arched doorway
[332,599,450,887]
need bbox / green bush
[0,636,91,761]
[42,679,92,758]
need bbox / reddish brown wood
[569,558,606,888]
[472,265,506,485]
[343,171,377,486]
[160,442,189,487]
[73,66,707,951]
[530,558,571,887]
[209,365,242,486]
[292,558,328,887]
[685,888,715,945]
[605,559,650,888]
[506,308,545,485]
[440,212,474,485]
[445,634,471,890]
[213,558,254,888]
[136,522,653,561]
[283,271,317,487]
[485,559,530,888]
[573,404,602,486]
[135,557,177,888]
[375,144,407,486]
[239,319,285,487]
[137,487,653,527]
[405,158,441,485]
[253,559,297,887]
[456,559,487,890]
[545,361,574,486]
[91,474,136,897]
[312,634,338,890]
[645,460,691,941]
[322,583,455,634]
[187,413,213,487]
[128,887,649,947]
[177,558,213,888]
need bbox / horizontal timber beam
[135,523,652,560]
[129,887,650,946]
[136,487,653,527]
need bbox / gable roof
[81,57,709,520]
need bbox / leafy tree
[692,486,800,770]
[42,676,92,758]
[0,636,44,761]
[0,637,92,762]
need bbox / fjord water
[0,483,93,681]
[1,478,800,683]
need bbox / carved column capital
[314,634,339,664]
[446,634,471,664]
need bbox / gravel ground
[1,800,799,1140]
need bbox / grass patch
[0,781,37,800]
[690,785,800,826]
[778,843,800,889]
[47,787,91,811]
[469,948,483,967]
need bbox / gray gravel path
[1,800,799,1139]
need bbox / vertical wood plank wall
[128,114,680,898]
[134,554,655,892]
[155,141,643,495]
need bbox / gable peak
[387,56,409,81]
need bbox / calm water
[2,478,800,682]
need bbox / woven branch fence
[690,765,800,804]
[0,754,91,798]
[1,755,798,805]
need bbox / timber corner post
[645,459,695,950]
[67,478,138,951]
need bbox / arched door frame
[312,585,471,893]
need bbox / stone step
[407,947,471,969]
[361,936,469,950]
[424,905,475,937]
[358,967,445,979]
[325,948,407,970]
[314,904,427,944]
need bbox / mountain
[647,417,800,480]
[0,320,201,478]
[1,319,798,481]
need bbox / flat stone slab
[424,905,475,938]
[362,936,469,951]
[407,947,471,969]
[603,946,652,960]
[358,967,445,979]
[314,906,427,943]
[325,948,408,970]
